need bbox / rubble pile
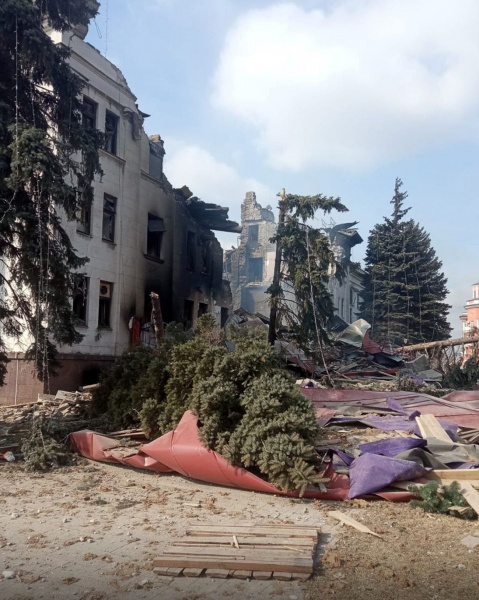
[326,319,446,389]
[0,390,95,457]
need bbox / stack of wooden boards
[153,524,320,580]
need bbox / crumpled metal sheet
[302,388,479,429]
[69,411,411,502]
[335,319,372,348]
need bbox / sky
[86,0,479,336]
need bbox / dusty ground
[1,459,479,600]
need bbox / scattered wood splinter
[327,510,383,539]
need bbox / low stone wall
[0,353,116,406]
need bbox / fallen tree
[399,335,479,353]
[93,315,321,495]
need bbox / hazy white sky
[87,0,479,335]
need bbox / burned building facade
[0,12,237,404]
[224,192,364,323]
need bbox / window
[73,276,89,325]
[146,214,165,259]
[186,232,196,271]
[82,97,97,129]
[248,224,259,244]
[102,194,117,242]
[198,302,208,318]
[183,299,194,330]
[98,281,113,328]
[76,200,92,235]
[104,110,118,154]
[248,257,263,282]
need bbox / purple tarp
[358,437,426,457]
[348,453,429,498]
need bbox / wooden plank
[415,414,451,443]
[327,511,382,539]
[231,570,252,580]
[389,480,425,491]
[273,572,293,581]
[187,524,319,532]
[172,542,312,553]
[458,481,479,514]
[153,555,312,574]
[173,536,313,548]
[206,569,231,579]
[183,568,204,577]
[186,526,319,539]
[291,572,312,581]
[153,567,171,576]
[165,547,311,560]
[153,566,183,577]
[426,470,479,481]
[252,571,272,580]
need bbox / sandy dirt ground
[1,459,479,600]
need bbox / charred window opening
[198,302,208,318]
[146,214,165,259]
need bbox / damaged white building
[1,12,238,404]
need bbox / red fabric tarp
[69,410,410,502]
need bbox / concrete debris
[2,570,16,579]
[0,390,93,457]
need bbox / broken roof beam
[182,196,241,233]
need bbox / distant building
[0,11,238,404]
[224,192,364,323]
[224,192,276,315]
[460,282,479,361]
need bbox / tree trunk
[150,292,164,347]
[399,335,479,353]
[268,188,286,345]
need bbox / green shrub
[409,481,477,520]
[92,345,157,427]
[22,417,73,472]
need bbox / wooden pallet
[153,524,319,580]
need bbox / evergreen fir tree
[360,178,451,347]
[0,0,102,383]
[268,193,348,356]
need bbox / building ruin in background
[224,192,364,323]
